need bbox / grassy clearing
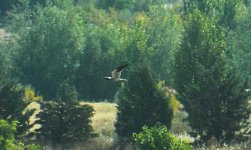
[27,101,251,150]
[80,102,117,136]
[80,102,118,150]
[81,102,251,150]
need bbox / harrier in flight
[104,64,128,82]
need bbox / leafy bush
[0,78,34,136]
[115,65,173,138]
[132,124,193,150]
[24,86,43,102]
[0,119,40,150]
[0,120,22,150]
[34,101,95,148]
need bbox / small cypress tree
[115,64,173,139]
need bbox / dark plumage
[104,64,128,82]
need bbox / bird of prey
[104,64,128,82]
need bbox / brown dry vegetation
[80,102,117,136]
[80,102,118,150]
[27,101,251,150]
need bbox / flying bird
[104,64,128,82]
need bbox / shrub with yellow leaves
[24,87,43,102]
[157,80,182,113]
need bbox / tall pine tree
[175,8,250,143]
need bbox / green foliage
[184,69,250,143]
[175,9,226,93]
[120,12,150,64]
[226,4,251,83]
[119,8,182,84]
[175,7,250,143]
[9,0,84,99]
[0,119,40,150]
[115,65,173,138]
[0,78,33,136]
[25,144,41,150]
[0,41,13,78]
[75,9,124,100]
[34,101,95,147]
[97,0,154,11]
[218,72,250,141]
[244,0,251,6]
[0,0,18,16]
[0,120,20,150]
[183,0,242,30]
[147,6,182,83]
[4,1,182,101]
[132,124,193,150]
[0,0,48,17]
[56,80,78,103]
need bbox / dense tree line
[0,0,250,148]
[1,0,183,100]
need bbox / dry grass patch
[197,142,251,150]
[80,102,117,136]
[26,101,251,150]
[80,102,118,150]
[28,101,118,137]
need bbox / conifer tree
[175,8,250,143]
[34,101,95,148]
[115,64,173,139]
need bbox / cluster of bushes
[0,119,40,150]
[0,0,250,149]
[132,124,193,150]
[0,76,95,149]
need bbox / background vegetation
[0,0,250,149]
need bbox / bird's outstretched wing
[112,64,128,79]
[116,64,128,72]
